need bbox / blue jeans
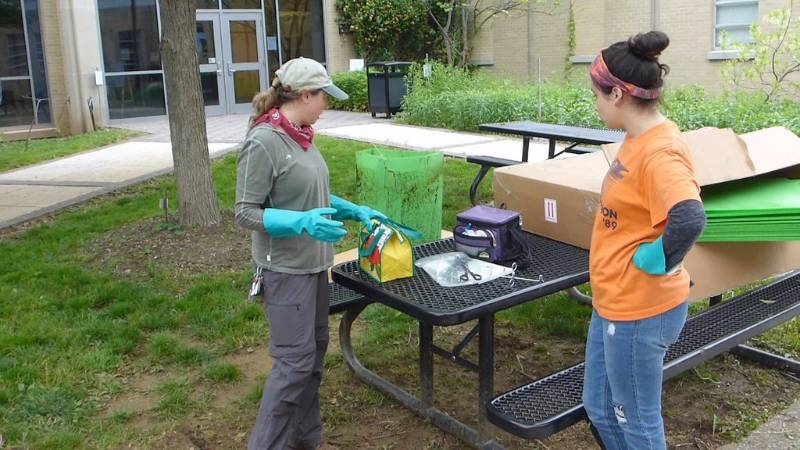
[582,302,688,450]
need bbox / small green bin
[355,147,443,242]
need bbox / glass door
[196,12,226,116]
[221,12,267,114]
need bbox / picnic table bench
[328,281,369,314]
[488,270,800,440]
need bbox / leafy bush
[335,0,439,61]
[401,62,602,130]
[328,70,368,112]
[400,62,800,135]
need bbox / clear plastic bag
[414,251,513,287]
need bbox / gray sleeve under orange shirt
[663,199,706,270]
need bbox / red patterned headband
[590,53,661,100]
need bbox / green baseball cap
[275,57,349,100]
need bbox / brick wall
[323,0,358,74]
[480,6,531,82]
[471,0,800,95]
[659,0,718,91]
[529,1,570,82]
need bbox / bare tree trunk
[158,0,221,227]
[427,0,456,66]
[460,2,469,67]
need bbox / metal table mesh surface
[489,272,800,429]
[333,235,588,316]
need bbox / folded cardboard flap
[740,127,800,175]
[494,126,800,300]
[601,127,758,187]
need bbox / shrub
[328,70,368,112]
[400,63,800,135]
[335,0,438,61]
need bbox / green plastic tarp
[697,178,800,242]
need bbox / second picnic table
[478,121,625,161]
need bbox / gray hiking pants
[248,270,329,450]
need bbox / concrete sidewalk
[0,110,552,229]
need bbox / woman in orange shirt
[582,31,706,449]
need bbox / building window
[24,0,51,124]
[715,0,759,48]
[98,0,165,118]
[98,0,162,72]
[105,73,166,119]
[264,0,281,81]
[1,0,49,127]
[277,0,325,64]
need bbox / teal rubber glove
[262,207,347,243]
[632,235,667,275]
[330,195,388,227]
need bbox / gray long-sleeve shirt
[663,199,706,270]
[235,124,333,274]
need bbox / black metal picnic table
[478,121,625,161]
[331,233,589,449]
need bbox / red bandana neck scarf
[252,108,314,150]
[590,53,661,100]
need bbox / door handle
[228,66,237,76]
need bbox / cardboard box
[494,151,606,249]
[493,126,800,300]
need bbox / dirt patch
[206,349,273,411]
[103,371,164,421]
[146,425,210,450]
[86,210,252,282]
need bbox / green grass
[0,128,142,172]
[155,377,197,419]
[204,362,241,383]
[0,134,495,448]
[498,288,591,340]
[147,333,212,367]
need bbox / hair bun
[627,31,669,61]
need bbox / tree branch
[771,11,792,86]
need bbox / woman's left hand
[330,194,387,227]
[632,236,667,275]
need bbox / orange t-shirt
[589,120,701,321]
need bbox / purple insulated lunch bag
[453,205,530,263]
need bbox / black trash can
[367,61,412,118]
